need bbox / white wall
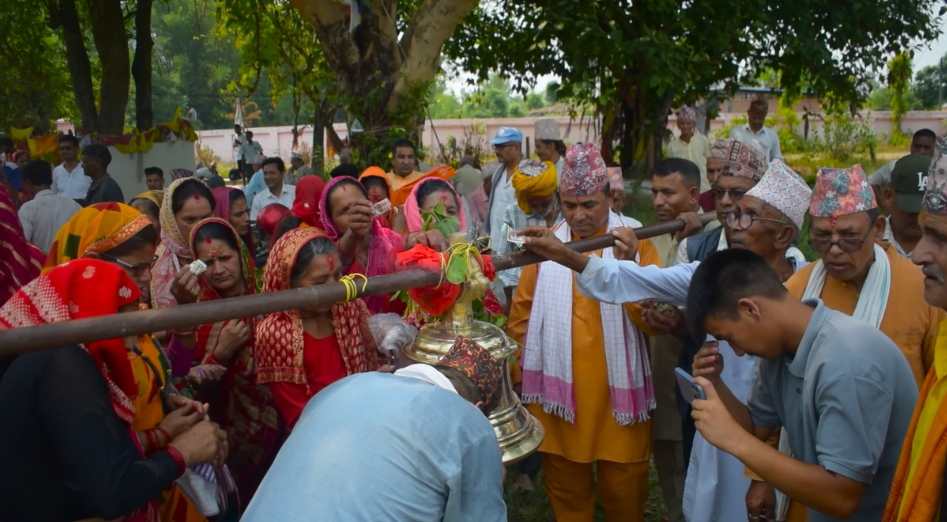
[108,141,196,198]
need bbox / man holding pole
[507,143,655,521]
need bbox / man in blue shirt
[243,337,507,522]
[685,249,917,521]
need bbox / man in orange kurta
[765,165,940,521]
[507,144,654,521]
[884,148,947,521]
[783,167,940,385]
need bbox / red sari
[0,259,160,522]
[254,227,381,429]
[188,217,283,503]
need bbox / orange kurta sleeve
[625,239,663,334]
[506,263,539,385]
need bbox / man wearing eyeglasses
[676,139,806,268]
[517,159,814,522]
[785,165,939,387]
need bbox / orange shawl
[883,361,947,521]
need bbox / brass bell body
[403,300,544,464]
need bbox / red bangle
[165,444,187,476]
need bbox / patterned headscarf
[291,175,326,227]
[710,139,767,181]
[44,202,151,271]
[511,159,558,214]
[435,336,502,412]
[559,143,608,196]
[808,165,877,218]
[403,177,469,234]
[1,259,141,422]
[0,185,44,305]
[189,217,259,362]
[189,217,258,298]
[151,178,212,309]
[318,176,404,312]
[745,159,812,230]
[169,168,193,181]
[676,105,697,123]
[923,139,947,215]
[254,227,379,386]
[130,190,163,210]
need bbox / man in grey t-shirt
[684,249,917,522]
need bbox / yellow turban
[511,160,557,214]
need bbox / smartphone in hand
[674,367,706,404]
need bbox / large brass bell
[403,297,544,464]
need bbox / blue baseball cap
[491,127,523,145]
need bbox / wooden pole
[0,217,709,356]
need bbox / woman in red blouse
[253,227,382,429]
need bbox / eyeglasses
[103,255,158,274]
[725,210,788,231]
[809,226,873,253]
[713,187,748,201]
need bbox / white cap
[534,118,561,141]
[745,159,811,230]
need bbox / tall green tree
[0,0,75,132]
[448,0,942,175]
[914,54,947,109]
[149,0,240,129]
[218,0,343,172]
[888,52,914,140]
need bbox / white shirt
[488,165,517,247]
[250,183,296,221]
[17,189,81,252]
[663,131,713,191]
[883,216,911,258]
[729,124,782,161]
[241,140,264,165]
[51,163,91,199]
[233,133,247,162]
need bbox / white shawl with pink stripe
[521,212,655,425]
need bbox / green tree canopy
[447,0,943,174]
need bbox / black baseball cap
[892,154,932,213]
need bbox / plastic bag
[367,313,419,361]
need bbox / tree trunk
[87,0,130,135]
[54,0,98,133]
[612,77,672,179]
[132,0,154,130]
[293,0,476,164]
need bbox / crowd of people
[2,103,947,522]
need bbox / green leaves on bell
[445,249,469,285]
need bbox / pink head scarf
[403,177,469,234]
[318,176,404,313]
